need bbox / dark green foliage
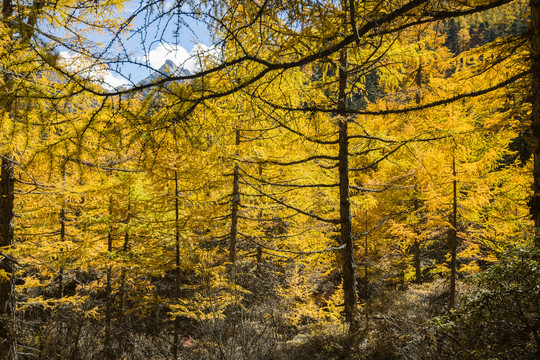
[435,244,540,359]
[507,130,533,167]
[285,331,356,360]
[445,19,461,55]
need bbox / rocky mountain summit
[137,59,191,86]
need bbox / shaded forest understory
[1,0,540,359]
[14,245,538,360]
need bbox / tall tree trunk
[413,62,424,284]
[58,208,65,297]
[363,217,369,298]
[228,129,241,274]
[413,240,422,284]
[256,163,263,268]
[449,156,458,309]
[173,171,180,360]
[412,192,422,284]
[531,0,540,249]
[58,166,66,298]
[0,157,15,360]
[119,191,130,355]
[119,194,130,311]
[338,47,357,329]
[104,197,114,360]
[1,2,17,357]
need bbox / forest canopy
[0,0,539,359]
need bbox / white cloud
[59,51,104,79]
[60,51,130,90]
[146,43,190,70]
[146,43,221,73]
[102,72,130,90]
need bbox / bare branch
[240,232,346,255]
[238,173,339,224]
[353,217,389,240]
[257,71,530,115]
[241,154,339,166]
[238,167,339,188]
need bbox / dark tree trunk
[118,192,131,355]
[449,156,458,309]
[228,129,241,274]
[338,47,357,329]
[412,192,422,284]
[58,206,65,298]
[0,156,15,359]
[257,164,263,268]
[1,2,16,355]
[530,0,540,249]
[104,197,114,360]
[363,217,369,298]
[173,171,180,360]
[413,240,422,284]
[58,166,66,298]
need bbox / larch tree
[0,0,535,357]
[529,0,540,247]
[94,0,535,338]
[0,0,128,355]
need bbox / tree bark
[338,47,357,329]
[449,156,457,310]
[257,164,263,268]
[118,191,130,355]
[530,0,540,249]
[58,207,65,298]
[0,156,15,360]
[412,192,422,284]
[413,240,422,284]
[228,129,241,274]
[58,166,66,298]
[363,217,369,298]
[173,171,180,360]
[1,1,16,357]
[104,197,114,360]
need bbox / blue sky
[93,0,213,88]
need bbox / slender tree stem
[338,47,357,329]
[174,171,180,360]
[0,157,15,360]
[449,156,458,310]
[228,129,241,274]
[104,196,114,360]
[530,0,540,249]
